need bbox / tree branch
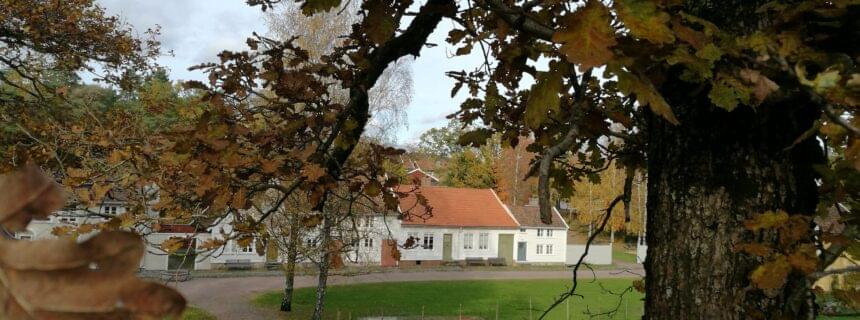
[480,0,554,41]
[822,103,860,136]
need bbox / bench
[160,270,191,282]
[225,259,253,270]
[488,257,507,266]
[465,257,486,266]
[265,262,283,271]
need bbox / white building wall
[566,244,613,265]
[343,215,398,265]
[513,227,568,263]
[207,217,266,265]
[398,226,518,261]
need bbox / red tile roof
[397,186,519,228]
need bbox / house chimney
[527,197,538,206]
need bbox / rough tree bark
[280,213,300,312]
[644,1,821,318]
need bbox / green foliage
[181,307,216,320]
[417,119,466,159]
[525,62,566,129]
[443,149,496,189]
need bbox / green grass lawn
[181,306,217,320]
[255,279,643,319]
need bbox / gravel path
[172,268,644,319]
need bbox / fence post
[422,305,425,320]
[566,298,569,320]
[459,303,462,320]
[625,296,629,319]
[337,309,340,320]
[496,300,499,320]
[529,296,533,320]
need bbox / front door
[517,242,527,262]
[497,234,514,265]
[443,234,453,261]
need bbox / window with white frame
[234,239,254,253]
[15,232,33,240]
[104,206,121,215]
[478,233,489,250]
[362,216,374,227]
[423,233,434,250]
[537,229,544,237]
[546,229,553,237]
[536,244,544,254]
[59,215,78,224]
[463,233,473,249]
[546,244,553,255]
[363,238,374,248]
[519,228,526,233]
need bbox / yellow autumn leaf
[613,67,680,125]
[552,0,617,70]
[744,210,789,231]
[615,0,675,44]
[750,255,791,290]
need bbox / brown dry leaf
[0,164,65,233]
[0,166,186,319]
[787,244,818,274]
[632,279,646,293]
[302,163,327,182]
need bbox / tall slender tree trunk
[644,2,821,318]
[312,214,335,320]
[280,213,301,312]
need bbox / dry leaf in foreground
[0,165,186,319]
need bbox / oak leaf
[750,255,791,291]
[525,63,566,129]
[552,0,617,70]
[0,166,186,319]
[301,0,341,15]
[0,165,65,232]
[302,163,327,182]
[615,0,675,44]
[744,210,789,231]
[787,244,817,274]
[364,0,396,45]
[614,68,680,125]
[739,69,779,104]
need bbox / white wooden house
[395,186,520,266]
[506,202,569,264]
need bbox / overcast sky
[96,0,485,145]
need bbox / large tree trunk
[644,1,821,318]
[280,214,301,312]
[312,215,335,320]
